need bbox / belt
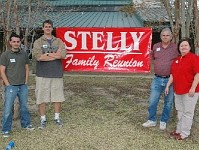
[155,74,170,78]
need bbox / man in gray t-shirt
[0,33,34,137]
[32,20,66,129]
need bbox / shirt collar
[41,35,56,41]
[10,49,21,53]
[181,52,192,58]
[160,42,172,49]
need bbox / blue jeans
[147,76,174,123]
[2,84,31,133]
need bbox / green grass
[0,75,199,150]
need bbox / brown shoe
[175,134,187,140]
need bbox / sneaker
[38,120,46,129]
[2,131,10,138]
[25,125,35,131]
[54,118,63,127]
[142,120,157,127]
[160,121,166,130]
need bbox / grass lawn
[0,74,199,150]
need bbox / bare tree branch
[14,0,20,35]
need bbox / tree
[162,0,199,53]
[131,0,199,53]
[0,0,54,53]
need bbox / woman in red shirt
[165,37,199,140]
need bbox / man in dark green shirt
[0,33,34,137]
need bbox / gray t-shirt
[32,36,64,78]
[0,50,29,85]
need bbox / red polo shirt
[171,52,199,94]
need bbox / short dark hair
[9,33,21,41]
[177,37,193,54]
[42,19,53,28]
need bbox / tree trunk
[193,0,199,54]
[186,0,193,38]
[13,0,20,35]
[24,0,32,52]
[0,2,5,53]
[162,0,174,33]
[181,0,186,38]
[5,0,12,51]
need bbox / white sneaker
[160,121,166,130]
[38,120,46,129]
[142,120,157,127]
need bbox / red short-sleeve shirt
[171,52,199,94]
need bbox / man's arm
[0,65,9,86]
[32,39,56,62]
[48,40,67,59]
[165,74,173,95]
[48,48,66,59]
[37,53,56,61]
[25,64,29,84]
